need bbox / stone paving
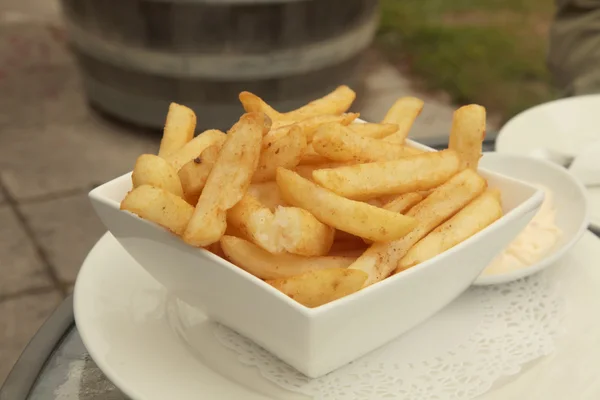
[0,1,463,386]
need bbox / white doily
[206,271,565,400]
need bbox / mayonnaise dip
[483,186,562,276]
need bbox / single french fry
[448,104,486,170]
[382,97,424,144]
[263,113,359,148]
[266,268,368,308]
[165,129,227,171]
[238,92,282,121]
[120,185,194,235]
[349,122,399,139]
[312,149,460,200]
[276,168,417,242]
[220,235,355,280]
[294,162,348,180]
[131,154,184,198]
[158,103,196,158]
[247,181,287,211]
[398,189,503,270]
[183,113,269,247]
[299,143,331,165]
[383,192,424,213]
[178,144,221,204]
[227,193,282,253]
[312,122,421,163]
[348,169,487,286]
[274,206,335,256]
[253,125,306,183]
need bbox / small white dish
[495,94,600,229]
[474,153,589,286]
[88,139,543,378]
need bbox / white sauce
[483,186,562,276]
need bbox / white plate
[496,95,600,230]
[473,152,589,285]
[74,233,600,400]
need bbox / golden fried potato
[348,122,399,139]
[299,143,331,165]
[383,192,424,213]
[247,181,287,211]
[120,185,193,235]
[253,125,306,183]
[158,103,196,158]
[348,169,487,286]
[398,189,502,270]
[263,113,358,148]
[382,97,424,144]
[165,129,226,171]
[131,154,183,198]
[178,144,221,204]
[220,235,354,280]
[294,162,348,180]
[448,105,486,170]
[276,168,417,242]
[312,122,421,163]
[183,113,269,247]
[274,206,335,256]
[312,149,460,200]
[227,193,282,253]
[266,268,368,308]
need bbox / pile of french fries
[121,86,504,308]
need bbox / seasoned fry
[239,86,356,124]
[131,154,184,197]
[121,185,193,235]
[312,149,460,200]
[247,181,287,211]
[398,189,502,270]
[253,125,306,183]
[220,235,355,280]
[274,206,335,256]
[165,129,227,171]
[294,162,348,180]
[312,122,421,163]
[266,268,368,308]
[183,113,269,247]
[158,103,196,158]
[276,168,417,242]
[227,193,282,253]
[263,113,358,148]
[349,122,399,139]
[448,104,486,170]
[299,143,331,165]
[348,169,487,286]
[178,145,221,204]
[383,192,424,213]
[382,97,424,144]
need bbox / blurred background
[0,0,556,385]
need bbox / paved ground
[0,1,461,386]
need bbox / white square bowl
[88,140,543,378]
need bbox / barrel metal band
[65,12,378,80]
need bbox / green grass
[377,0,558,122]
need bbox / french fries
[158,103,196,158]
[119,88,502,308]
[131,154,183,198]
[382,97,424,144]
[253,125,306,183]
[274,206,335,256]
[121,185,193,235]
[276,168,417,242]
[448,105,486,170]
[348,169,487,286]
[398,189,502,270]
[312,149,460,200]
[221,235,354,280]
[183,113,269,247]
[165,129,226,171]
[312,122,421,163]
[266,268,368,308]
[178,145,220,204]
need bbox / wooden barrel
[59,0,379,130]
